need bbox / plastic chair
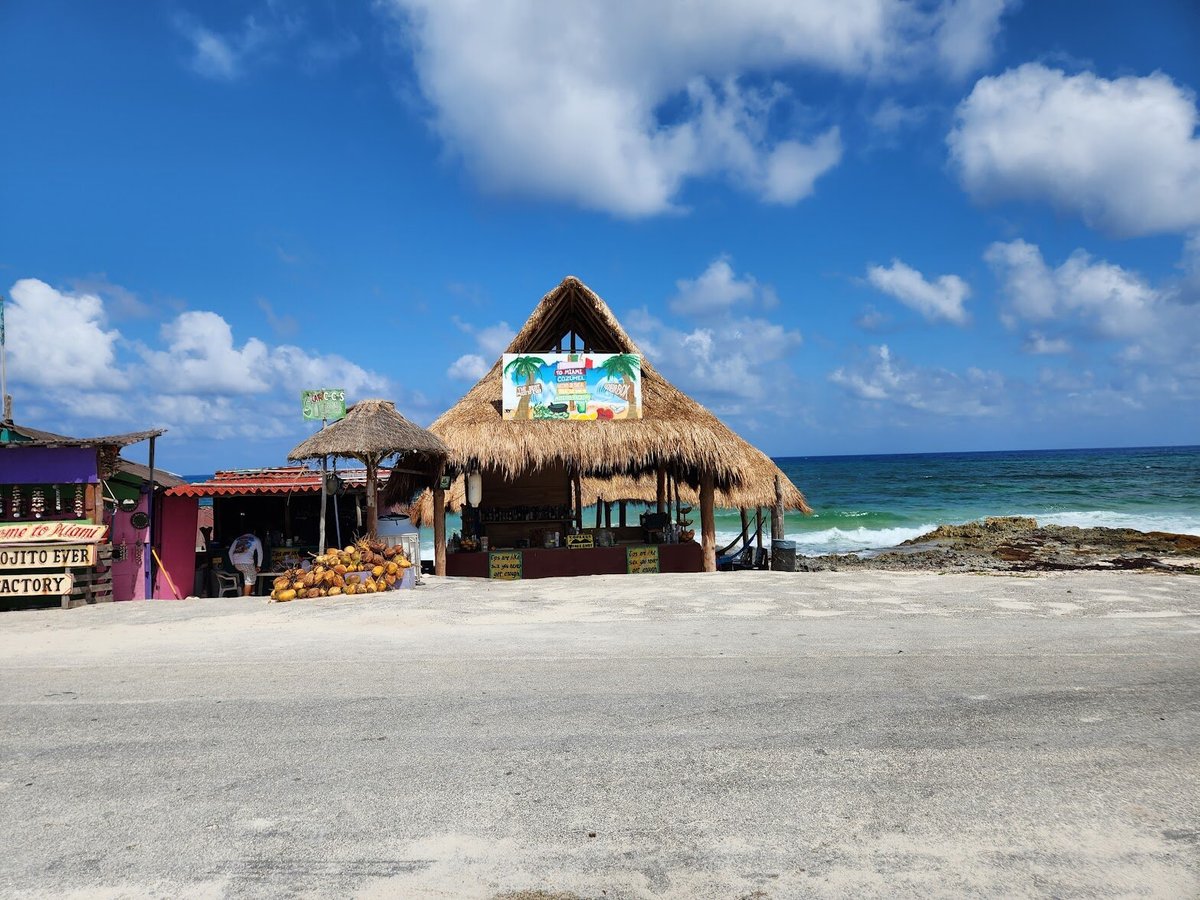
[214,570,242,598]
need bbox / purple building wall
[1,447,99,484]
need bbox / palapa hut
[288,399,448,539]
[387,276,808,577]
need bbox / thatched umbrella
[288,399,448,538]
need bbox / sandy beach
[2,569,1198,899]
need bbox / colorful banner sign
[0,521,107,544]
[502,353,642,421]
[302,389,347,421]
[0,572,74,597]
[0,544,96,569]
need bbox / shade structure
[390,275,810,572]
[288,399,448,537]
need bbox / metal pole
[318,418,328,553]
[146,434,157,598]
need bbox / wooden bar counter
[444,542,702,579]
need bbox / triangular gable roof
[414,276,808,509]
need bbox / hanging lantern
[73,485,84,518]
[466,471,483,507]
[54,485,63,514]
[31,488,45,519]
[11,486,23,519]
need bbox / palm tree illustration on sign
[599,354,641,419]
[504,356,548,420]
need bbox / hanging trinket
[73,485,84,518]
[31,488,45,519]
[54,485,63,514]
[11,486,23,519]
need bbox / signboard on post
[0,572,74,597]
[302,389,347,421]
[0,521,107,544]
[0,544,96,569]
[502,353,642,421]
[488,550,523,580]
[627,545,660,574]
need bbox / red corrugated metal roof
[165,466,384,497]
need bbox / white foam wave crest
[716,524,937,556]
[1026,510,1200,536]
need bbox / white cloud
[866,259,971,324]
[949,64,1200,236]
[869,99,928,134]
[932,0,1015,80]
[6,279,124,389]
[447,353,489,381]
[669,257,762,316]
[830,344,1006,416]
[452,316,514,358]
[5,277,389,440]
[381,0,1007,216]
[985,239,1158,338]
[1024,332,1071,355]
[631,261,802,407]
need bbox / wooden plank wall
[63,544,114,609]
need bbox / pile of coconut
[269,537,413,602]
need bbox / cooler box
[376,514,421,587]
[771,539,798,572]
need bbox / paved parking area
[2,570,1198,898]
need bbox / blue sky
[2,0,1198,472]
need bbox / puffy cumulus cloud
[630,260,801,412]
[381,0,1009,216]
[986,239,1200,401]
[949,64,1200,237]
[668,256,778,317]
[5,277,389,440]
[5,279,124,390]
[830,344,1007,416]
[866,259,971,324]
[985,239,1160,339]
[452,316,514,358]
[447,353,489,382]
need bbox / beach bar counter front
[393,276,809,579]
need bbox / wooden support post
[364,455,379,537]
[739,508,749,546]
[604,501,612,529]
[755,507,764,551]
[700,471,716,573]
[433,461,446,576]
[595,495,603,529]
[772,473,785,541]
[573,470,583,531]
[619,500,626,528]
[656,466,666,513]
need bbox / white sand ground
[1,570,1199,899]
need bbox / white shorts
[234,562,258,586]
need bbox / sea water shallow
[424,445,1200,557]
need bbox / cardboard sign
[0,544,96,570]
[488,550,523,580]
[627,545,660,574]
[0,521,107,544]
[0,572,74,597]
[565,533,594,549]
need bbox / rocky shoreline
[796,517,1200,574]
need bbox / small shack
[0,421,196,607]
[391,275,808,578]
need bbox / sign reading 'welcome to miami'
[502,353,642,421]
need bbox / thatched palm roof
[398,275,807,510]
[288,399,448,464]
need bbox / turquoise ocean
[427,445,1200,557]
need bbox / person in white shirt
[229,533,264,596]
